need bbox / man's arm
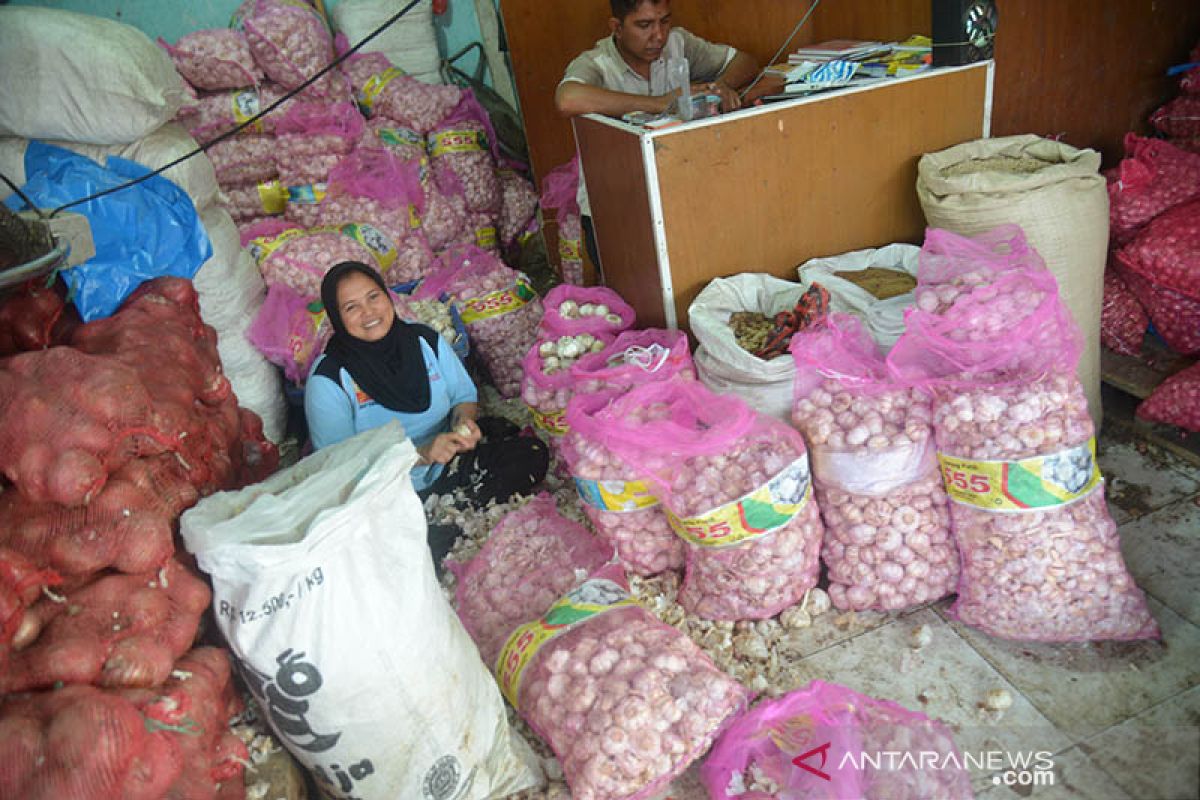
[555,80,673,118]
[717,50,760,92]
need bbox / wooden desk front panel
[653,65,991,327]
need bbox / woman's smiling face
[335,270,395,342]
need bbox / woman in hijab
[305,262,549,559]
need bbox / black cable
[34,0,423,218]
[0,173,45,219]
[738,0,823,100]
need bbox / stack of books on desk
[788,39,891,64]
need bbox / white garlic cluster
[556,301,623,328]
[537,334,606,375]
[935,376,1159,641]
[405,299,462,350]
[519,606,748,800]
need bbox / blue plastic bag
[4,141,212,322]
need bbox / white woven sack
[0,125,219,210]
[917,135,1109,426]
[0,7,186,146]
[690,273,805,422]
[195,205,267,333]
[217,316,287,444]
[797,243,920,352]
[333,0,443,84]
[179,424,544,800]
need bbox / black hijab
[320,261,432,413]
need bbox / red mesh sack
[0,280,65,357]
[1108,134,1200,243]
[1101,267,1148,356]
[599,381,826,620]
[562,390,686,576]
[0,685,185,799]
[1183,65,1200,94]
[1151,94,1200,138]
[1137,362,1200,432]
[1170,136,1200,154]
[0,558,210,694]
[0,548,61,648]
[158,29,262,91]
[449,493,612,668]
[491,562,750,800]
[343,52,464,135]
[791,314,958,613]
[1115,198,1200,354]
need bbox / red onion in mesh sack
[1108,134,1200,242]
[540,285,636,339]
[245,220,380,297]
[343,53,464,134]
[494,563,750,800]
[521,331,612,437]
[1136,362,1200,432]
[791,315,958,613]
[159,29,262,91]
[600,382,825,620]
[559,213,585,285]
[1115,264,1200,355]
[205,134,278,185]
[1170,136,1200,154]
[571,329,696,396]
[1101,268,1148,356]
[1116,197,1200,301]
[498,169,540,247]
[930,376,1158,641]
[423,247,543,397]
[233,0,339,95]
[428,121,502,214]
[1151,94,1200,138]
[563,391,686,576]
[450,494,613,667]
[218,180,287,223]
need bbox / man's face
[611,0,672,67]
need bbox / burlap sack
[917,135,1109,426]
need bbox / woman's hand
[450,404,482,451]
[419,432,473,465]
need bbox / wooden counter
[573,62,994,330]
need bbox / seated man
[555,0,760,269]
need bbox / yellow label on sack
[429,129,488,157]
[666,456,812,548]
[289,302,328,370]
[459,277,536,324]
[247,225,305,265]
[937,439,1102,513]
[409,205,423,230]
[231,89,265,133]
[339,223,398,273]
[574,477,659,513]
[377,126,425,150]
[285,183,327,206]
[529,405,568,436]
[475,226,498,251]
[256,180,288,214]
[357,67,405,113]
[559,237,582,262]
[496,576,636,707]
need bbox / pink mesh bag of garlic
[273,101,364,188]
[562,390,686,577]
[343,52,464,134]
[1115,197,1200,355]
[540,285,636,340]
[415,246,543,398]
[243,219,381,297]
[422,176,473,252]
[559,214,586,286]
[467,210,501,254]
[571,328,696,396]
[701,680,972,800]
[488,560,750,800]
[177,83,297,144]
[888,229,1160,642]
[1108,134,1200,244]
[217,180,287,223]
[599,382,825,621]
[205,135,278,185]
[362,117,428,162]
[498,169,540,248]
[159,29,262,91]
[541,156,585,285]
[521,329,613,439]
[449,494,613,667]
[790,314,958,613]
[428,93,503,215]
[232,0,344,98]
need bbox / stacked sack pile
[0,6,288,444]
[0,277,279,797]
[160,0,542,393]
[1100,38,1200,432]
